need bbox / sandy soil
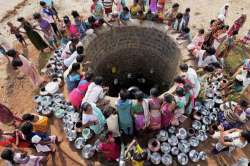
[0,0,250,166]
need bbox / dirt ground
[0,0,250,166]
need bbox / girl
[66,63,81,93]
[132,91,150,131]
[6,49,43,87]
[69,72,93,109]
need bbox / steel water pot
[150,152,161,165]
[74,137,85,149]
[81,144,95,159]
[156,130,168,142]
[189,149,200,162]
[168,135,178,146]
[161,154,172,166]
[177,153,189,165]
[160,142,171,154]
[177,128,187,140]
[192,120,202,130]
[171,147,179,156]
[189,137,199,147]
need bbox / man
[179,64,200,98]
[40,1,60,37]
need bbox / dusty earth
[0,0,250,166]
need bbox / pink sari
[18,55,43,87]
[148,98,162,130]
[161,102,173,128]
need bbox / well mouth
[83,21,181,97]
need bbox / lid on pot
[74,137,85,149]
[156,130,168,142]
[189,137,199,147]
[168,135,178,146]
[177,128,187,140]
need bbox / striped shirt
[102,0,113,9]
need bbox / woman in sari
[0,129,30,148]
[228,14,247,37]
[6,49,44,87]
[69,72,93,109]
[66,63,81,93]
[116,89,133,136]
[148,88,162,130]
[17,17,48,52]
[149,0,158,14]
[132,91,150,131]
[187,29,205,56]
[161,94,176,128]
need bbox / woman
[69,72,93,109]
[21,113,48,133]
[17,17,48,52]
[66,63,81,93]
[187,29,205,56]
[33,13,57,50]
[1,148,48,166]
[116,89,133,136]
[218,101,247,130]
[71,10,86,39]
[228,14,247,37]
[161,94,176,128]
[61,38,79,60]
[132,91,150,131]
[212,128,250,154]
[6,49,43,87]
[148,88,162,130]
[149,0,158,14]
[213,25,229,49]
[63,16,80,39]
[172,87,187,126]
[81,102,106,134]
[0,129,30,148]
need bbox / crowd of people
[0,0,250,165]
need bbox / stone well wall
[82,19,182,96]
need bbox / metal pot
[148,138,161,152]
[160,142,171,154]
[209,112,218,121]
[171,147,179,156]
[189,137,199,147]
[193,111,202,120]
[74,137,85,149]
[192,120,202,130]
[94,139,101,152]
[168,126,176,134]
[198,151,207,161]
[156,130,168,142]
[82,128,92,141]
[189,149,200,162]
[204,99,214,110]
[177,128,187,140]
[178,140,190,153]
[197,130,208,142]
[54,109,65,118]
[81,144,95,159]
[202,116,211,125]
[150,152,161,165]
[168,135,178,146]
[161,154,172,166]
[187,128,195,137]
[177,153,189,165]
[66,129,77,142]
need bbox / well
[82,20,182,96]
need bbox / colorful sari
[148,97,162,130]
[132,102,145,130]
[161,102,174,128]
[228,15,247,37]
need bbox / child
[7,22,27,47]
[176,27,192,44]
[187,28,205,56]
